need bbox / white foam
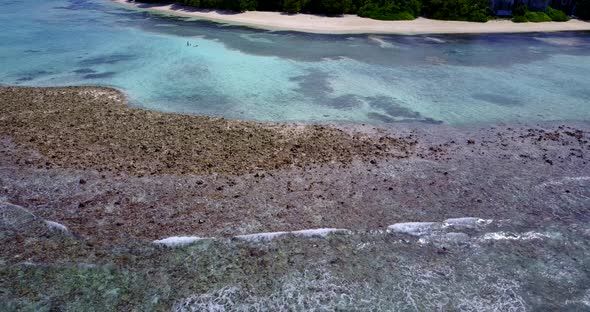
[235,228,350,242]
[582,290,590,307]
[443,217,492,229]
[290,228,351,237]
[537,176,590,188]
[387,222,442,236]
[153,236,208,247]
[418,232,470,245]
[44,220,69,233]
[481,231,551,241]
[368,35,395,49]
[234,231,289,242]
[534,37,585,46]
[424,36,446,43]
[444,232,470,241]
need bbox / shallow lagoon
[1,0,590,125]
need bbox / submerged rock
[0,201,39,230]
[1,201,72,238]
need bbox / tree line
[135,0,590,22]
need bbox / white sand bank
[112,0,590,34]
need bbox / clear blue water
[1,0,590,125]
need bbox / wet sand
[113,0,590,34]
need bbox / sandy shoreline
[112,0,590,34]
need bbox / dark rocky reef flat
[0,86,412,176]
[1,86,590,311]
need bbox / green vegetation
[575,0,590,20]
[321,0,352,15]
[511,3,526,16]
[421,0,491,22]
[524,11,551,22]
[546,6,569,21]
[135,0,578,22]
[511,15,528,22]
[283,0,305,13]
[136,0,490,20]
[179,0,257,11]
[357,0,420,20]
[511,5,567,23]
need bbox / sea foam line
[235,228,351,242]
[153,228,351,246]
[536,176,590,188]
[153,236,212,247]
[480,231,553,241]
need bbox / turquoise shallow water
[1,0,590,125]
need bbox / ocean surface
[1,0,590,125]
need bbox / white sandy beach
[113,0,590,34]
